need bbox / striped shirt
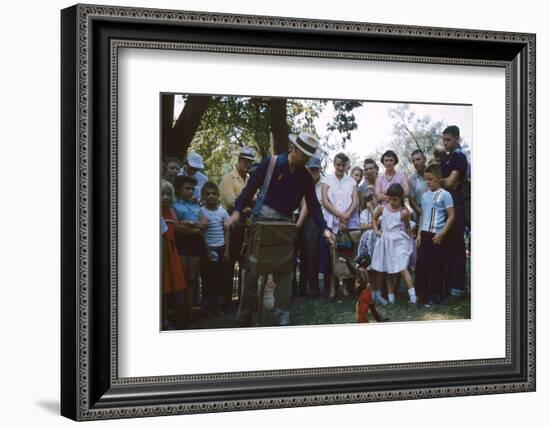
[420,189,454,234]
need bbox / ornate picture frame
[61,4,535,420]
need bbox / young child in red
[161,180,188,329]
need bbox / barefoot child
[370,183,417,305]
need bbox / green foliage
[189,96,271,183]
[287,99,326,138]
[326,100,363,146]
[189,96,363,181]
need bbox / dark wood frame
[61,4,536,421]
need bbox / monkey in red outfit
[340,255,384,323]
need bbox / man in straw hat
[225,132,336,326]
[219,146,256,213]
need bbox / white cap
[186,152,204,169]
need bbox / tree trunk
[162,95,211,160]
[161,94,174,153]
[269,98,289,155]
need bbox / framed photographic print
[61,3,536,421]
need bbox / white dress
[370,206,412,274]
[323,174,360,234]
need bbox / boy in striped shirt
[200,182,231,315]
[415,163,455,307]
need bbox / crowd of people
[160,125,470,329]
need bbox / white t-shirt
[201,206,229,247]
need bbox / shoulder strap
[427,189,443,232]
[251,155,278,222]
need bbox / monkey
[339,255,386,323]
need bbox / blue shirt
[234,153,328,231]
[441,147,468,208]
[201,206,229,248]
[420,189,454,234]
[172,198,201,222]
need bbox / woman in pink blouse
[375,150,410,206]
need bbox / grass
[185,290,471,330]
[183,261,472,329]
[291,292,470,325]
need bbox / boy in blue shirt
[415,163,455,307]
[172,175,208,317]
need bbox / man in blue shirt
[225,133,335,326]
[440,125,469,305]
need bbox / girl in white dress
[371,183,417,304]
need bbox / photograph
[160,94,472,330]
[59,3,535,420]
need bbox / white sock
[408,287,417,303]
[373,290,381,300]
[388,293,395,303]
